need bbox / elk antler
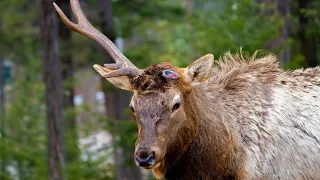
[53,0,141,78]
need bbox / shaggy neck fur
[162,90,245,179]
[145,53,320,179]
[154,53,281,179]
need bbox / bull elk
[54,1,320,179]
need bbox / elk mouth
[139,161,162,169]
[135,154,164,169]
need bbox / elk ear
[183,54,214,86]
[93,65,134,91]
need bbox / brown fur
[118,52,320,179]
[130,63,178,92]
[130,62,191,94]
[131,53,276,179]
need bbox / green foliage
[285,53,307,69]
[114,0,284,69]
[191,0,282,56]
[0,1,45,179]
[1,59,47,180]
[0,0,116,179]
[0,0,40,65]
[289,0,320,68]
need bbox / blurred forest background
[0,0,319,179]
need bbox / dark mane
[130,62,179,93]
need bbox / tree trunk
[256,0,292,65]
[297,0,318,67]
[57,0,75,123]
[40,0,66,179]
[56,0,78,163]
[98,0,141,179]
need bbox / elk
[54,1,320,179]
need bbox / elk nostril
[136,151,155,167]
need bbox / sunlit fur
[130,52,320,179]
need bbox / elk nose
[135,150,155,167]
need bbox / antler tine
[53,0,137,69]
[93,64,141,78]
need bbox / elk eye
[129,106,135,113]
[172,102,180,112]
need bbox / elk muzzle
[135,149,155,167]
[134,146,164,169]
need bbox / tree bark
[297,0,318,67]
[98,0,141,179]
[56,0,78,163]
[256,0,292,65]
[57,0,75,118]
[40,0,66,179]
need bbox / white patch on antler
[93,64,108,77]
[93,64,134,91]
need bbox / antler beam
[53,0,140,78]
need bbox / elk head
[54,0,214,173]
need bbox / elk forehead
[132,91,180,106]
[132,92,170,118]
